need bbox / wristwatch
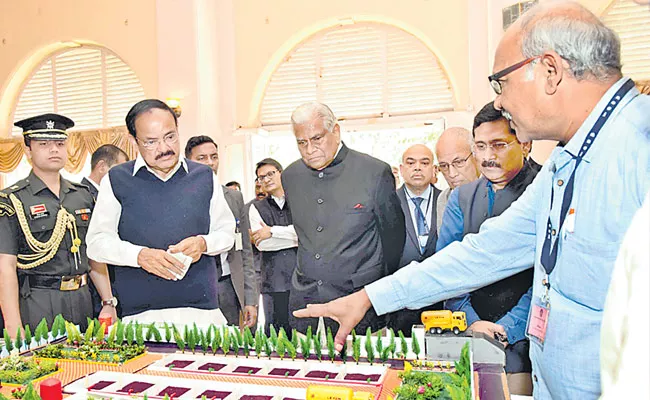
[101,297,119,308]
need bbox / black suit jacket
[397,184,440,268]
[81,177,99,201]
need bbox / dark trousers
[262,291,290,335]
[217,275,241,326]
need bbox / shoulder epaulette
[3,179,29,193]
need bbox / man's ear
[520,141,532,158]
[539,51,564,95]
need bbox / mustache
[482,160,501,168]
[155,150,175,160]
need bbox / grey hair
[518,1,622,81]
[291,102,337,132]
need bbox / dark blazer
[397,184,441,267]
[222,186,259,307]
[81,177,99,201]
[283,143,405,333]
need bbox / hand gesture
[137,248,185,280]
[250,222,272,246]
[169,236,207,263]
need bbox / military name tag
[29,204,49,220]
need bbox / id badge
[235,232,243,251]
[527,296,550,348]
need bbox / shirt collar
[562,77,635,164]
[28,170,75,195]
[404,184,432,200]
[85,177,101,190]
[133,154,188,179]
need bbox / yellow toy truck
[306,385,374,400]
[421,310,467,335]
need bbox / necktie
[411,197,428,253]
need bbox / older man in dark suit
[185,135,259,328]
[283,102,405,334]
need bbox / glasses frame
[488,56,539,95]
[137,131,179,150]
[257,169,278,182]
[472,139,519,154]
[437,153,472,173]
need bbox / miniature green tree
[199,330,209,354]
[300,336,310,361]
[50,315,61,338]
[125,322,135,346]
[53,314,66,337]
[380,347,391,365]
[352,334,361,364]
[164,322,172,343]
[276,333,287,360]
[65,322,74,344]
[313,330,322,361]
[35,318,48,344]
[398,330,408,359]
[262,331,272,359]
[254,329,263,358]
[411,333,421,360]
[115,319,125,344]
[285,337,297,360]
[375,329,383,355]
[269,325,278,348]
[230,328,241,357]
[3,328,13,352]
[83,320,95,344]
[220,327,230,356]
[183,325,190,348]
[210,328,221,355]
[205,324,214,347]
[290,328,299,351]
[24,325,32,350]
[135,322,145,346]
[192,323,201,343]
[387,328,396,359]
[326,327,336,362]
[173,326,185,353]
[96,322,107,343]
[365,327,375,365]
[13,327,23,351]
[186,328,196,354]
[107,323,117,347]
[149,323,162,342]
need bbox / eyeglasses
[296,130,329,149]
[137,132,179,150]
[488,56,539,95]
[473,140,518,153]
[257,170,278,182]
[438,153,472,173]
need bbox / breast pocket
[554,234,621,311]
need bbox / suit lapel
[398,186,420,251]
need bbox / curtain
[0,126,137,173]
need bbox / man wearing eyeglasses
[293,2,649,399]
[434,127,480,234]
[283,102,405,335]
[248,158,297,335]
[86,99,236,326]
[438,102,537,395]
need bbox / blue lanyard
[540,79,635,277]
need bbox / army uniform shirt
[0,171,95,328]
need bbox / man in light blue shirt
[294,2,650,399]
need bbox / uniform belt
[27,273,88,291]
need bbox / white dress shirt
[404,184,433,234]
[86,177,101,191]
[248,195,298,251]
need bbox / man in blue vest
[86,99,235,325]
[294,3,649,398]
[438,101,537,395]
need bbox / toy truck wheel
[453,327,460,335]
[435,327,442,334]
[429,328,436,334]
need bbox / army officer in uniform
[0,114,117,336]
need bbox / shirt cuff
[200,234,234,256]
[497,314,528,344]
[128,244,145,268]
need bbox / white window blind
[602,0,650,81]
[12,47,145,135]
[260,23,454,126]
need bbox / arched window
[259,22,455,126]
[11,46,145,135]
[602,0,650,81]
